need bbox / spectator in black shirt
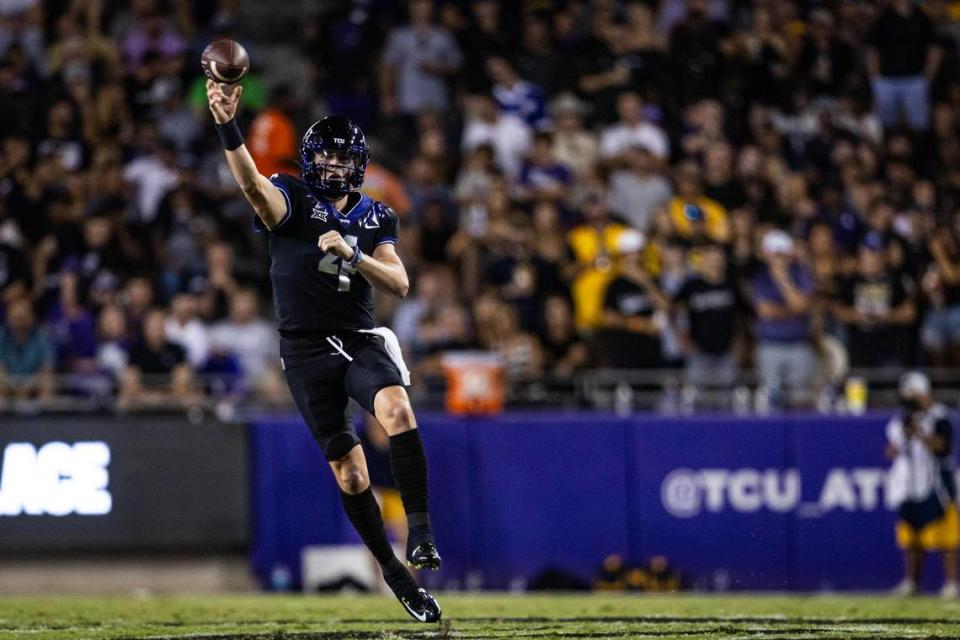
[599,232,668,368]
[0,239,27,300]
[118,307,196,410]
[673,242,743,407]
[459,0,513,94]
[921,220,960,366]
[866,0,941,130]
[833,234,916,368]
[668,0,731,106]
[515,12,565,97]
[541,294,588,378]
[57,214,125,304]
[795,9,856,100]
[575,12,632,123]
[703,142,746,210]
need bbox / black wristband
[215,118,244,151]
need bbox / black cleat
[397,586,442,623]
[407,540,442,570]
[384,563,441,623]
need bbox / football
[200,39,249,84]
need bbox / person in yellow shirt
[668,161,729,242]
[564,193,633,330]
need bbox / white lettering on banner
[700,469,728,512]
[851,468,885,511]
[661,468,801,518]
[660,469,701,518]
[660,467,889,518]
[728,470,762,512]
[818,470,857,512]
[0,442,111,516]
[765,471,801,512]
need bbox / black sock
[389,430,432,544]
[340,488,397,566]
[407,512,431,544]
[381,557,414,595]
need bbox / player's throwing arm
[205,79,287,229]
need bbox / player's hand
[206,79,242,124]
[318,231,354,261]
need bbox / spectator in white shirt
[549,93,599,178]
[600,91,669,163]
[164,293,209,368]
[380,0,462,116]
[96,304,129,378]
[461,93,532,179]
[123,129,179,223]
[209,289,284,401]
[608,144,672,231]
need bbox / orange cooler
[441,352,505,415]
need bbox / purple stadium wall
[250,411,960,592]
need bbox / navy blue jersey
[255,173,399,333]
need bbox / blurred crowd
[2,0,960,411]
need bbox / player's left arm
[359,242,410,298]
[317,231,410,298]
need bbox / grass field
[2,593,960,640]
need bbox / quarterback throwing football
[206,79,441,622]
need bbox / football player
[205,79,441,622]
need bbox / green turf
[1,593,959,640]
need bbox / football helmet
[299,116,369,200]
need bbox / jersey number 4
[318,235,358,292]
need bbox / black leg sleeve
[340,488,399,567]
[389,429,431,518]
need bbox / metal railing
[2,367,959,420]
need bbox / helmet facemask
[301,144,366,200]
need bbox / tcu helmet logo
[333,138,345,144]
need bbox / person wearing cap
[751,229,816,408]
[832,232,915,368]
[549,92,599,178]
[599,230,669,369]
[886,371,958,598]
